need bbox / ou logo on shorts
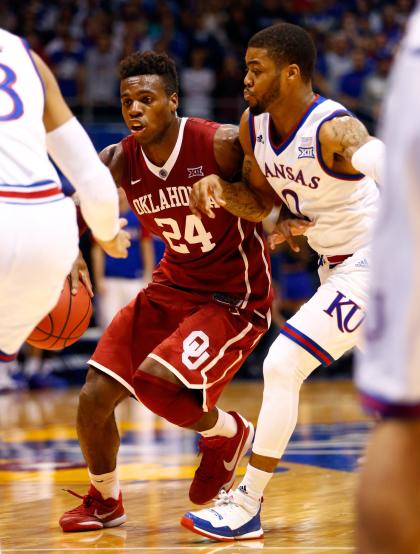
[182,331,210,370]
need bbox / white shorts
[278,247,370,374]
[0,199,79,357]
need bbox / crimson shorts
[90,282,270,411]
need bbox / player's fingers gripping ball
[27,276,93,350]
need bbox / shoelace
[197,436,226,455]
[215,489,264,510]
[215,489,236,507]
[62,488,106,510]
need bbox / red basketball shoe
[189,411,254,505]
[59,486,126,532]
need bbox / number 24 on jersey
[155,215,215,254]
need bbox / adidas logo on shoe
[238,485,248,495]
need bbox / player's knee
[263,354,297,390]
[139,356,182,386]
[78,386,109,424]
[78,366,127,420]
[263,335,306,389]
[133,369,203,427]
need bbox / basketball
[27,276,93,350]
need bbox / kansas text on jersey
[250,95,379,256]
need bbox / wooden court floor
[0,379,372,554]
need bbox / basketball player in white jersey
[182,23,384,540]
[0,29,130,363]
[356,7,420,553]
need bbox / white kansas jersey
[0,29,63,204]
[250,96,379,255]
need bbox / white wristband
[351,138,385,184]
[46,117,119,241]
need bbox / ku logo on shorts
[324,291,365,333]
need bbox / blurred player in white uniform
[356,7,420,553]
[0,29,130,363]
[183,22,384,541]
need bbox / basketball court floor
[0,379,372,553]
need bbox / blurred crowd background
[1,0,411,127]
[0,0,412,391]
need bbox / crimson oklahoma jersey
[90,117,272,409]
[120,117,272,312]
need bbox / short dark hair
[248,23,316,82]
[119,51,179,95]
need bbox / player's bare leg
[248,452,277,472]
[59,367,130,532]
[135,357,255,504]
[77,367,130,474]
[356,420,420,554]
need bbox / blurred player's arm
[32,52,129,257]
[319,115,384,183]
[190,112,275,222]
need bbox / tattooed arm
[220,152,275,221]
[318,115,384,181]
[189,110,275,222]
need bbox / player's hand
[70,251,93,297]
[189,174,227,219]
[96,218,131,259]
[268,218,314,252]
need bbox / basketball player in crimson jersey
[59,51,272,532]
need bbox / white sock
[200,409,238,438]
[88,468,120,500]
[237,464,272,504]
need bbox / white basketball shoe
[181,487,263,542]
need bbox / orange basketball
[27,276,93,350]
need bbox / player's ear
[286,64,300,81]
[169,92,178,114]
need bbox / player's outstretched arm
[31,51,123,246]
[319,115,384,184]
[189,112,275,222]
